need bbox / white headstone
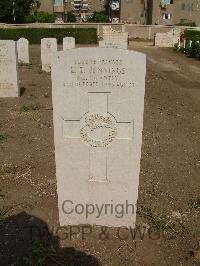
[17,38,29,64]
[63,37,75,50]
[0,41,19,97]
[41,38,57,72]
[99,39,128,49]
[52,48,146,227]
[103,26,128,43]
[155,28,181,48]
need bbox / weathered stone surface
[51,48,146,227]
[0,40,19,97]
[41,38,57,72]
[63,37,75,50]
[103,26,128,42]
[99,39,128,49]
[17,38,29,64]
[154,28,181,47]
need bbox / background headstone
[102,26,128,43]
[17,38,29,64]
[63,37,75,50]
[0,40,19,97]
[154,28,181,47]
[51,48,146,227]
[183,39,186,48]
[99,39,128,49]
[41,38,57,72]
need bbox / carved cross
[63,92,134,182]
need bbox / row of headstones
[0,37,76,97]
[5,37,77,66]
[19,36,128,73]
[0,36,129,97]
[26,36,128,73]
[0,36,146,228]
[42,33,128,73]
[18,37,76,64]
[155,29,200,49]
[41,37,76,72]
[42,37,128,73]
[180,39,200,48]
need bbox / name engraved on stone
[63,59,135,89]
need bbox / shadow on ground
[0,212,100,265]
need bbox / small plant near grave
[0,189,6,199]
[28,64,33,69]
[2,164,16,174]
[20,104,30,112]
[174,43,185,53]
[22,241,48,266]
[187,42,200,58]
[140,207,171,231]
[176,29,200,59]
[0,133,9,142]
[31,104,42,111]
[188,199,200,211]
[20,104,42,112]
[0,206,11,219]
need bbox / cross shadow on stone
[0,211,100,266]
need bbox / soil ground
[0,42,200,265]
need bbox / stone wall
[0,23,197,40]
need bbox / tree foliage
[25,11,57,23]
[35,11,56,23]
[88,11,109,23]
[67,12,76,23]
[0,0,13,23]
[0,0,38,23]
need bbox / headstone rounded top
[17,37,29,64]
